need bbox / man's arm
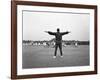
[61,31,71,35]
[44,31,56,35]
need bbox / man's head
[57,28,60,32]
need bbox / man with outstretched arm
[45,28,70,58]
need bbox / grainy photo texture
[22,10,90,69]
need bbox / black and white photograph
[11,1,97,79]
[22,10,90,69]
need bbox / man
[45,28,70,58]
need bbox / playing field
[22,45,89,69]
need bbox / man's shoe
[53,56,56,58]
[61,56,63,58]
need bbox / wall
[0,0,99,80]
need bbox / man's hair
[57,28,60,32]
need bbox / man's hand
[67,31,71,33]
[44,31,49,33]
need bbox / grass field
[22,45,89,69]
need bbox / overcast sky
[23,10,90,41]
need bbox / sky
[23,10,90,41]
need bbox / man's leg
[59,44,63,56]
[54,44,58,57]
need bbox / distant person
[45,28,70,58]
[74,41,78,47]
